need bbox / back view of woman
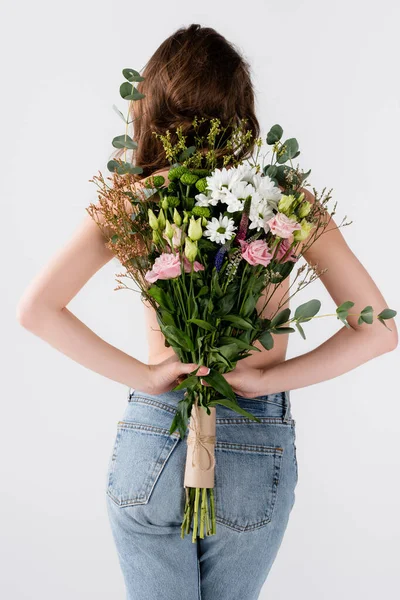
[16,23,397,600]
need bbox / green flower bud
[157,208,166,230]
[165,195,180,208]
[297,200,311,218]
[152,229,162,244]
[164,219,173,240]
[167,181,178,193]
[191,168,210,177]
[188,216,203,241]
[161,197,169,211]
[201,216,208,227]
[145,175,165,188]
[148,208,159,230]
[183,210,190,224]
[293,218,314,242]
[184,237,198,263]
[168,166,190,181]
[195,177,209,193]
[173,208,182,226]
[192,206,211,218]
[180,172,199,185]
[278,194,297,216]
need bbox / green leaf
[336,300,355,313]
[112,104,127,122]
[120,82,145,101]
[214,292,236,316]
[111,234,118,243]
[147,285,174,312]
[377,308,397,320]
[219,336,261,352]
[241,294,257,318]
[222,314,254,330]
[276,138,299,163]
[270,308,291,328]
[122,68,145,82]
[171,373,199,391]
[162,325,194,352]
[377,317,393,331]
[258,330,274,350]
[187,318,216,332]
[269,260,295,283]
[208,398,261,422]
[266,124,283,145]
[196,286,209,298]
[271,326,296,334]
[294,299,321,322]
[202,368,237,402]
[296,321,306,339]
[112,134,138,150]
[358,305,373,325]
[107,159,143,175]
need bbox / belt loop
[283,390,292,423]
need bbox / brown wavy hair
[114,24,260,178]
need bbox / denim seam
[215,417,295,425]
[128,396,178,415]
[117,420,180,438]
[216,441,283,454]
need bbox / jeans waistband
[127,387,292,422]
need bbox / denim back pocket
[215,440,284,532]
[106,421,180,508]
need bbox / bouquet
[87,68,397,542]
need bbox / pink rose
[275,237,298,263]
[239,239,273,267]
[267,212,301,238]
[183,256,205,273]
[144,252,181,283]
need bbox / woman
[16,23,397,600]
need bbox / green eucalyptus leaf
[112,134,138,150]
[359,305,374,324]
[122,68,145,82]
[377,308,397,320]
[258,330,274,350]
[296,321,306,339]
[266,124,283,145]
[294,299,321,322]
[270,326,296,334]
[107,159,143,175]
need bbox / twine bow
[187,402,216,471]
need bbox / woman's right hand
[144,354,210,396]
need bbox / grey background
[2,0,399,598]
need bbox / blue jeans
[105,387,298,600]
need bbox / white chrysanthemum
[203,214,237,244]
[254,173,282,203]
[194,192,219,207]
[249,197,276,232]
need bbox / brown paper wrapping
[184,402,216,488]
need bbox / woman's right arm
[16,201,207,394]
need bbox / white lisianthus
[203,214,237,244]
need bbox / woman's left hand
[201,361,268,398]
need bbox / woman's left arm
[223,190,398,396]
